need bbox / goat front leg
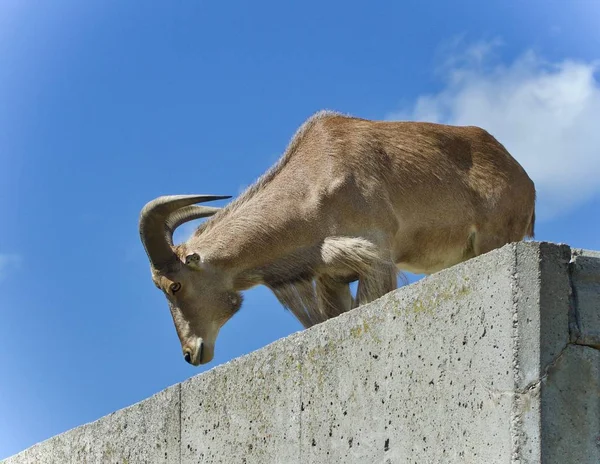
[354,260,397,308]
[319,235,397,310]
[270,279,322,329]
[316,275,353,321]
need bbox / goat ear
[185,253,203,268]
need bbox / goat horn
[139,195,231,269]
[165,205,221,239]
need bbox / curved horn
[165,205,221,238]
[139,195,231,269]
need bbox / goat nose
[183,350,192,364]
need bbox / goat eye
[170,282,182,294]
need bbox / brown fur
[191,109,535,287]
[149,110,536,364]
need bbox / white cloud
[388,40,600,220]
[0,254,21,282]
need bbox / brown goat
[139,110,535,365]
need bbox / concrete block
[3,241,598,464]
[296,249,518,463]
[180,335,304,464]
[179,241,580,463]
[511,242,573,461]
[4,385,180,464]
[542,344,600,464]
[570,248,600,349]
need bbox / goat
[139,110,535,365]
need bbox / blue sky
[1,0,599,458]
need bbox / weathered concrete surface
[543,344,600,463]
[3,242,599,464]
[570,248,600,349]
[180,337,304,463]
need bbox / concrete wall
[3,242,599,464]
